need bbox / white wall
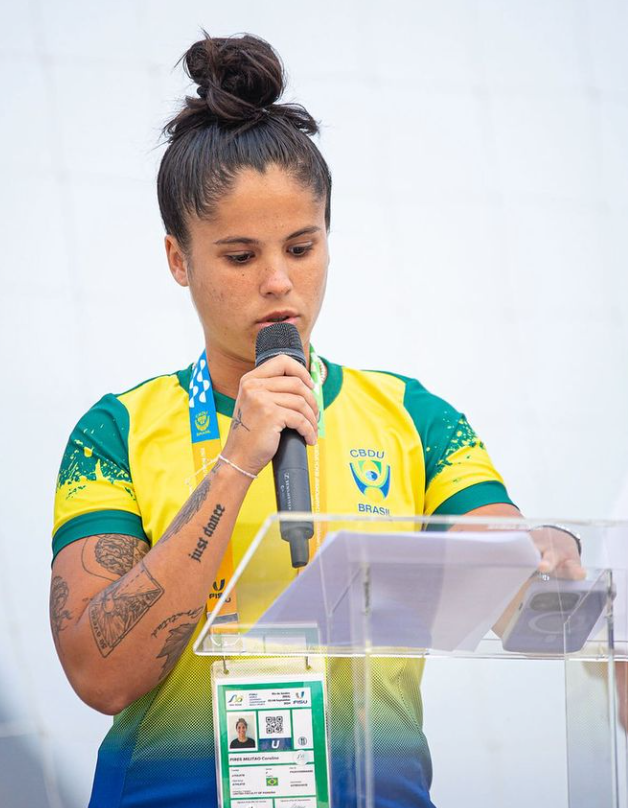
[1,1,627,806]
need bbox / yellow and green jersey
[53,358,514,808]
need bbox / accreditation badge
[212,658,331,808]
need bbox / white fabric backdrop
[1,1,627,805]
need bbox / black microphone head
[255,323,306,368]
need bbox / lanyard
[187,349,327,618]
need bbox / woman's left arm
[452,503,585,636]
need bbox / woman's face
[236,720,247,738]
[166,164,329,365]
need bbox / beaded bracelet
[218,453,257,480]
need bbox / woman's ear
[165,235,190,287]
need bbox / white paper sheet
[254,529,540,653]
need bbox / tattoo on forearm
[50,575,73,645]
[232,407,250,432]
[81,534,147,581]
[156,620,201,681]
[189,504,226,562]
[160,460,223,544]
[151,606,203,638]
[89,561,164,657]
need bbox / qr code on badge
[264,715,284,735]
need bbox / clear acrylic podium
[194,514,628,808]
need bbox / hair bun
[185,32,284,124]
[163,31,320,143]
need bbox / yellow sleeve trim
[424,442,508,516]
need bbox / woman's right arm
[50,457,252,715]
[50,356,319,715]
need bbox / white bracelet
[534,523,582,556]
[218,454,257,480]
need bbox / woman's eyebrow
[214,225,321,246]
[285,225,321,240]
[214,235,258,245]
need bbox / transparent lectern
[194,515,628,808]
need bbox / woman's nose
[259,260,293,297]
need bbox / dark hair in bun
[157,32,332,252]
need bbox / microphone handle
[272,428,314,568]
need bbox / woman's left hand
[529,526,586,580]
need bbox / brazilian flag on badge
[266,776,279,787]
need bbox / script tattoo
[89,561,164,657]
[160,460,223,544]
[156,620,201,681]
[81,534,147,581]
[151,606,203,638]
[189,504,226,562]
[231,407,250,432]
[50,575,73,645]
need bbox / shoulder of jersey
[111,365,192,406]
[333,361,430,399]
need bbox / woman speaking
[49,32,580,808]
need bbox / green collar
[176,356,342,418]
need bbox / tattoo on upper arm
[81,534,148,581]
[232,408,250,432]
[160,459,223,544]
[151,606,204,638]
[89,561,164,657]
[155,614,203,681]
[50,575,73,646]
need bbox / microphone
[255,323,314,568]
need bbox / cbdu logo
[194,410,211,433]
[228,694,243,705]
[350,456,391,501]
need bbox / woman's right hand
[221,355,319,477]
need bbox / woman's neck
[204,340,311,399]
[205,348,253,399]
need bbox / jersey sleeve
[402,378,516,517]
[52,394,149,561]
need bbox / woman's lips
[255,315,299,330]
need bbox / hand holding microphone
[221,323,316,566]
